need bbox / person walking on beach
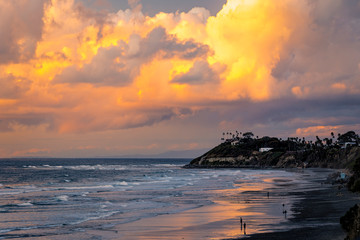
[244,222,246,235]
[240,217,243,230]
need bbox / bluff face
[185,137,360,169]
[185,133,360,239]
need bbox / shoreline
[226,170,359,240]
[111,168,357,240]
[7,167,357,239]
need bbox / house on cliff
[259,147,273,152]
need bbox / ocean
[0,158,337,239]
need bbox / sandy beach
[1,163,358,240]
[228,171,360,240]
[106,168,360,240]
[116,169,360,240]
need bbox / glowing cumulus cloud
[1,0,359,157]
[0,0,298,134]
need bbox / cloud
[134,27,209,60]
[171,60,222,85]
[272,0,360,98]
[53,42,132,86]
[0,74,31,99]
[54,26,210,86]
[295,124,360,139]
[220,94,360,138]
[0,0,46,64]
[0,113,51,132]
[0,0,360,141]
[50,105,195,133]
[128,0,142,12]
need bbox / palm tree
[243,132,254,139]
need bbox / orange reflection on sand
[116,200,262,240]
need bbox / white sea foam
[0,159,337,240]
[101,201,112,208]
[58,185,114,190]
[67,164,126,171]
[81,192,89,197]
[56,195,69,201]
[17,202,33,206]
[118,181,128,186]
[152,164,179,168]
[73,211,119,225]
[23,164,127,171]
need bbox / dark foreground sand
[228,182,360,240]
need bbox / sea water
[0,158,334,239]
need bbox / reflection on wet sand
[115,171,303,240]
[35,169,332,240]
[116,201,260,240]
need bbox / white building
[259,147,273,152]
[341,142,357,149]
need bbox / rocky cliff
[184,137,360,239]
[341,204,360,240]
[185,141,360,169]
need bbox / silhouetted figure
[282,203,285,212]
[267,192,269,198]
[244,222,246,235]
[284,210,287,219]
[240,217,243,230]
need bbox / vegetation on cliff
[341,151,360,240]
[341,204,360,240]
[185,131,360,169]
[185,130,360,239]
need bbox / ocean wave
[151,164,182,168]
[17,202,33,207]
[56,195,69,201]
[23,164,127,171]
[117,181,128,186]
[56,184,115,191]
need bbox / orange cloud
[0,0,359,138]
[331,83,347,91]
[295,125,360,139]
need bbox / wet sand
[114,169,360,240]
[110,169,360,240]
[229,178,360,240]
[13,169,358,240]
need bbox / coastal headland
[185,131,360,169]
[185,130,360,240]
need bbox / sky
[0,0,360,158]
